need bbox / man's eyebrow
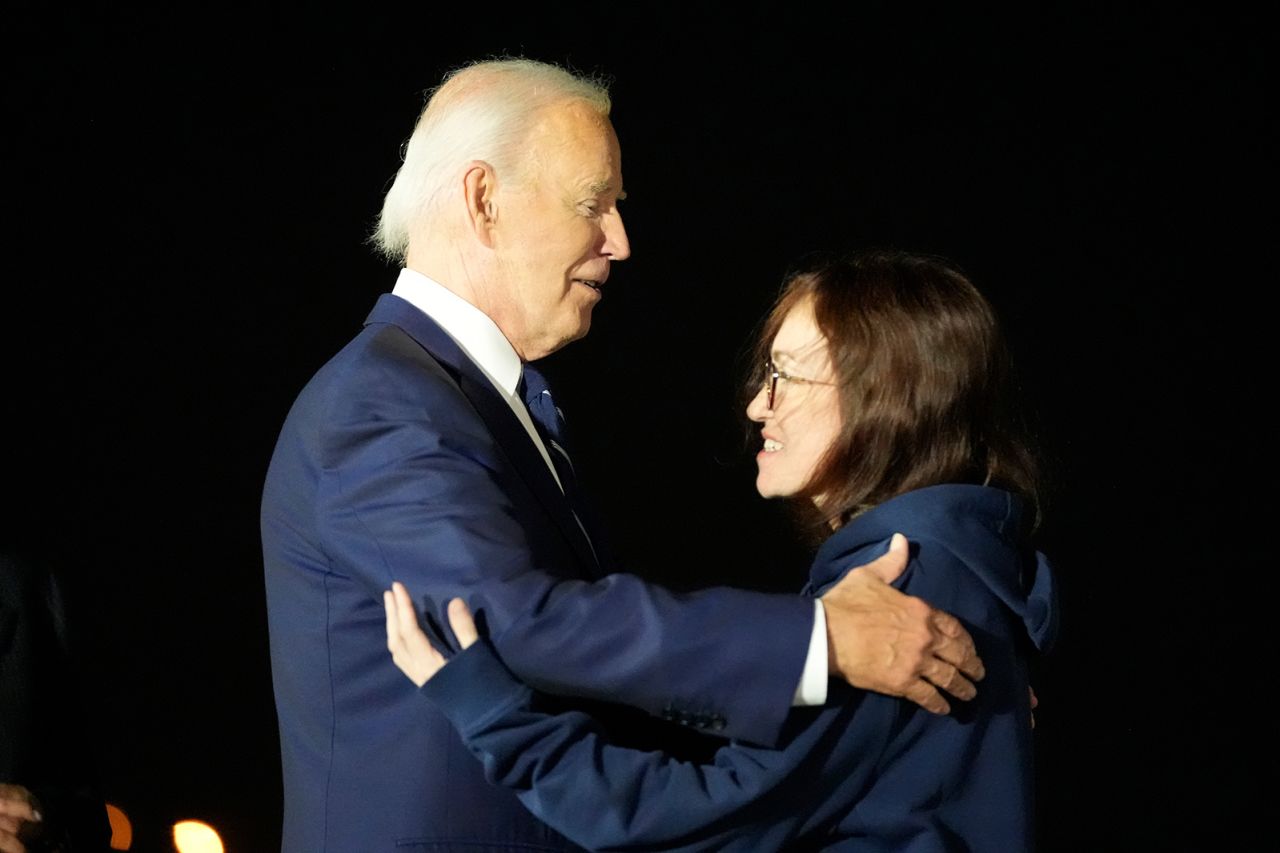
[586,180,625,200]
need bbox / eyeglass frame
[761,358,837,410]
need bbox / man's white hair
[372,59,611,264]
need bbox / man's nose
[604,209,631,260]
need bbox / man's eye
[579,202,602,218]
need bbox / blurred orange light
[172,820,224,853]
[105,802,132,850]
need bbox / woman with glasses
[384,249,1058,851]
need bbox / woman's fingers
[392,583,421,643]
[447,598,479,649]
[384,590,401,651]
[384,583,480,686]
[386,582,445,687]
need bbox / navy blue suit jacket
[261,294,813,852]
[422,485,1059,851]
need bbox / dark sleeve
[0,556,112,852]
[421,639,878,851]
[312,363,814,746]
[421,535,1040,852]
[824,537,1039,850]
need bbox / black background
[3,3,1268,851]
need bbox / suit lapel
[364,294,602,577]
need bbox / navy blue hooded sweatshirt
[421,484,1059,851]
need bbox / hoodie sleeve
[420,638,887,851]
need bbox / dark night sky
[3,4,1268,851]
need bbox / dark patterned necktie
[520,364,577,491]
[520,364,599,568]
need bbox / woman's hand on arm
[383,584,811,850]
[384,582,478,687]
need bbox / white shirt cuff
[792,599,829,706]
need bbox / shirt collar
[391,267,522,396]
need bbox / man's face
[490,101,630,360]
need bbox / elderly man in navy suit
[261,58,984,852]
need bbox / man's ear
[462,161,498,248]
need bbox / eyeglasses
[761,359,836,410]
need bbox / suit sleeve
[313,349,813,746]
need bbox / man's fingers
[0,805,31,822]
[929,611,985,682]
[921,659,977,702]
[852,533,910,585]
[0,824,25,853]
[822,541,987,712]
[0,802,30,822]
[0,788,36,819]
[447,599,479,649]
[903,680,951,716]
[0,788,37,852]
[0,788,39,822]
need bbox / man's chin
[528,320,592,360]
[567,315,592,344]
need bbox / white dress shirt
[392,269,563,491]
[390,267,828,706]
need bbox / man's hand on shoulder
[820,533,985,714]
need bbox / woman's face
[747,297,843,505]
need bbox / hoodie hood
[808,484,1058,652]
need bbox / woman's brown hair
[749,250,1040,538]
